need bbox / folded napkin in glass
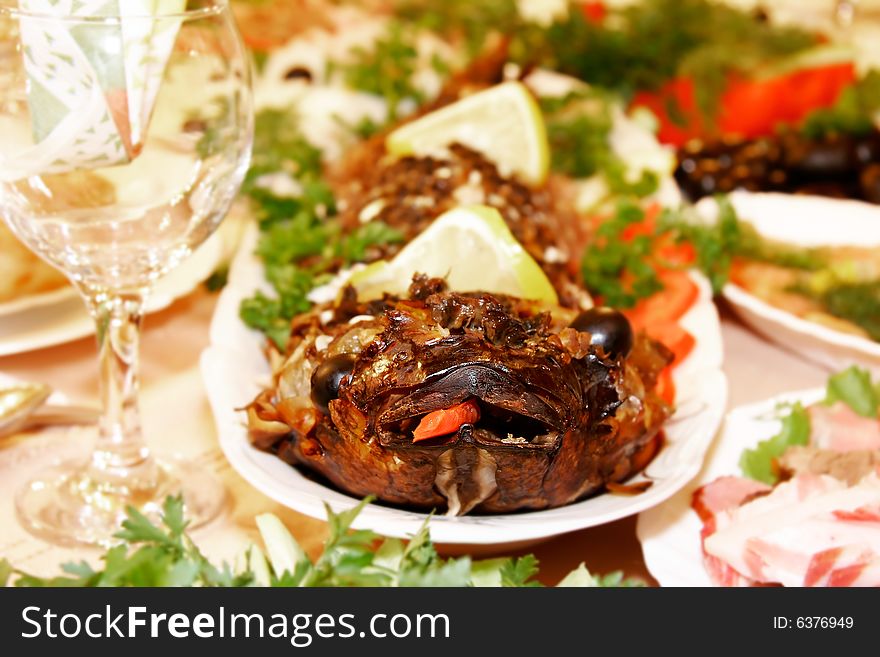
[17,0,185,174]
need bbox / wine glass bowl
[0,0,253,546]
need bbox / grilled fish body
[248,277,672,514]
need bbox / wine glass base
[15,457,226,548]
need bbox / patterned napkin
[17,0,185,174]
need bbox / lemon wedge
[348,205,558,304]
[386,82,550,185]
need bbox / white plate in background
[0,219,239,357]
[700,192,880,373]
[637,388,824,587]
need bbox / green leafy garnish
[7,497,248,587]
[659,196,742,294]
[334,221,405,264]
[499,555,542,588]
[541,90,659,197]
[802,70,880,138]
[542,92,615,180]
[739,402,811,484]
[1,497,644,588]
[245,107,324,191]
[824,365,880,418]
[805,280,880,343]
[332,20,428,123]
[581,200,662,308]
[238,110,403,349]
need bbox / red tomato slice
[631,61,856,145]
[717,62,856,138]
[631,78,704,147]
[580,1,607,23]
[626,270,700,330]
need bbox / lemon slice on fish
[386,82,550,185]
[348,205,558,304]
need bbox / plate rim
[724,282,880,358]
[0,285,78,318]
[0,221,233,357]
[637,386,826,587]
[708,191,880,368]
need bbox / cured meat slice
[693,476,772,587]
[808,402,880,453]
[703,472,880,587]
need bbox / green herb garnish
[802,70,880,138]
[580,200,662,308]
[659,196,742,294]
[1,497,644,588]
[244,107,325,192]
[808,280,880,342]
[824,365,880,418]
[333,20,428,123]
[739,402,811,484]
[238,110,402,349]
[5,497,248,587]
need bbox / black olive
[570,307,634,359]
[788,136,856,177]
[284,66,313,82]
[860,164,880,204]
[854,134,880,165]
[310,352,357,414]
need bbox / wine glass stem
[83,289,157,491]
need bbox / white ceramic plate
[701,192,880,373]
[0,286,78,318]
[637,387,824,587]
[201,223,728,545]
[0,221,235,357]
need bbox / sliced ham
[808,402,880,453]
[692,476,772,587]
[703,472,880,587]
[693,476,772,522]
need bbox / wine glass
[0,0,253,546]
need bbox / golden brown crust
[248,282,671,514]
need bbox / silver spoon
[0,382,99,439]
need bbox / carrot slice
[412,400,481,443]
[655,367,676,406]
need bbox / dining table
[0,280,829,585]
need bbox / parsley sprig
[581,200,664,308]
[1,497,644,588]
[238,108,403,349]
[3,497,248,587]
[330,19,435,124]
[738,366,880,485]
[582,194,827,309]
[542,89,658,196]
